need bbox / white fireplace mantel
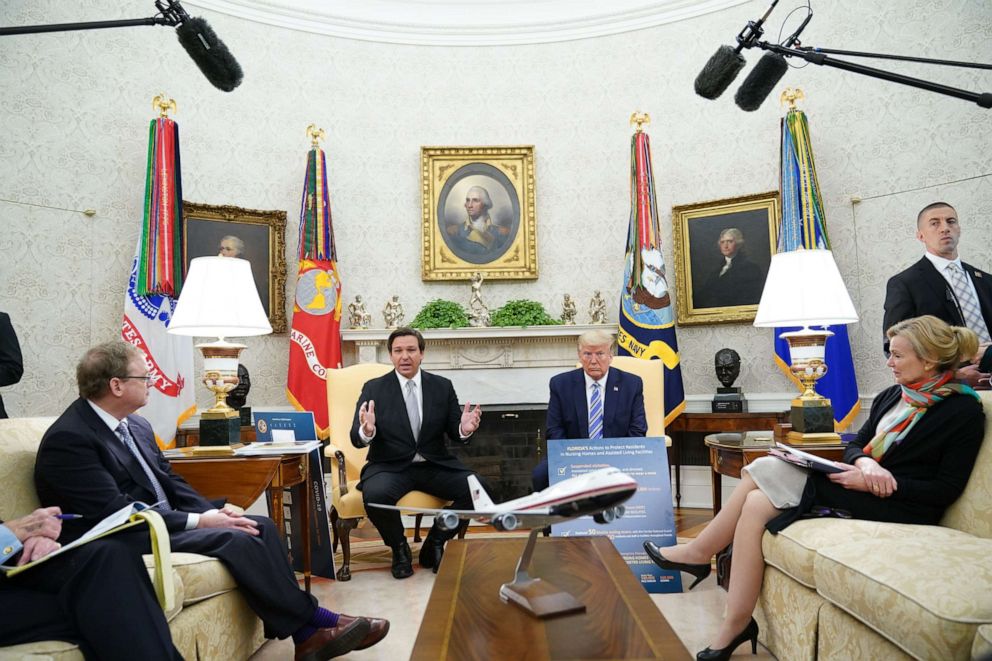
[341,324,608,406]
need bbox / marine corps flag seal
[617,117,686,425]
[287,131,342,438]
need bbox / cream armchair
[325,363,460,581]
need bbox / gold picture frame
[672,191,780,326]
[421,145,537,280]
[182,201,288,333]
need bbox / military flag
[286,138,342,438]
[774,101,860,429]
[617,125,686,425]
[122,112,195,448]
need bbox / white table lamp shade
[168,257,272,337]
[753,249,858,328]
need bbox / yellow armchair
[324,363,458,581]
[610,356,672,445]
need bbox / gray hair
[719,228,744,245]
[220,235,245,255]
[466,186,493,210]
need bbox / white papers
[234,440,322,456]
[771,442,844,474]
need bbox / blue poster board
[254,411,318,442]
[547,436,683,593]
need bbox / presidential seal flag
[287,139,342,438]
[617,122,686,425]
[773,97,859,430]
[121,113,195,449]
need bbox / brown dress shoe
[294,617,370,661]
[337,614,390,650]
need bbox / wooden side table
[705,432,846,514]
[667,411,789,507]
[168,452,313,592]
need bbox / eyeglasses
[115,375,157,385]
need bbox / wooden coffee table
[412,536,691,660]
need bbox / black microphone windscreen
[734,52,788,111]
[694,45,746,100]
[176,17,243,92]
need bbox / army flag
[287,145,342,438]
[122,115,195,449]
[774,105,860,429]
[617,129,686,425]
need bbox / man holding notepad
[1,507,181,659]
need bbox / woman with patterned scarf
[644,315,985,661]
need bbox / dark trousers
[532,457,550,492]
[0,536,182,660]
[361,463,475,548]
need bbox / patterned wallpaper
[1,0,990,420]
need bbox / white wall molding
[188,0,749,45]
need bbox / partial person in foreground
[645,315,985,660]
[533,329,646,491]
[351,327,483,579]
[0,311,24,418]
[0,507,181,659]
[34,340,389,661]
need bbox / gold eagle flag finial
[152,94,177,118]
[780,87,805,110]
[629,111,651,133]
[306,124,326,148]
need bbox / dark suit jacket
[806,384,984,526]
[546,368,647,440]
[349,370,470,485]
[34,398,213,543]
[883,256,992,353]
[0,312,24,419]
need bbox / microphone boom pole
[0,16,176,36]
[757,41,992,109]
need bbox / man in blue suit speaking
[532,330,647,490]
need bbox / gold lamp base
[780,327,841,444]
[196,339,246,446]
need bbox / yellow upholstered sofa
[755,392,992,660]
[0,417,265,660]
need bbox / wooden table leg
[709,448,722,515]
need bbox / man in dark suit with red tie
[351,327,483,579]
[883,202,992,387]
[532,329,647,491]
[34,340,389,660]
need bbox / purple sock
[311,606,340,629]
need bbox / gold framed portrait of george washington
[421,146,537,281]
[182,201,287,333]
[672,191,780,326]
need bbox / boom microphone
[734,51,789,111]
[175,16,243,92]
[694,46,746,100]
[694,0,779,100]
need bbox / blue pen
[54,514,84,520]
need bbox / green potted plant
[410,299,470,329]
[489,299,562,327]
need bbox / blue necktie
[588,383,603,440]
[117,420,170,507]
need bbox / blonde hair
[578,329,614,350]
[886,315,978,372]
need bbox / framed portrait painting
[421,145,537,280]
[671,191,780,326]
[182,201,288,333]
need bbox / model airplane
[368,466,638,532]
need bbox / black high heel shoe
[642,541,711,590]
[696,617,759,660]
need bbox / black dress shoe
[391,540,413,579]
[643,541,711,590]
[418,536,445,573]
[697,617,759,660]
[294,617,370,661]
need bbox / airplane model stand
[499,527,586,618]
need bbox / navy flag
[617,127,686,425]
